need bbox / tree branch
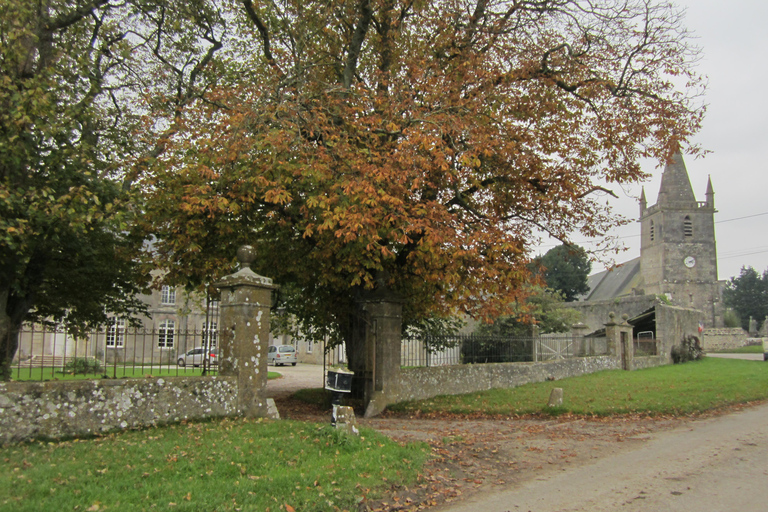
[241,0,286,78]
[343,0,373,88]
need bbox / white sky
[542,0,768,282]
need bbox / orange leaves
[263,188,292,205]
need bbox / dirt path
[432,401,768,512]
[357,413,686,511]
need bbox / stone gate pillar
[214,246,277,418]
[571,322,590,356]
[605,312,634,370]
[361,293,403,418]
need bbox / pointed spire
[639,187,647,217]
[706,175,714,207]
[656,151,696,206]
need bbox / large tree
[534,244,592,301]
[141,0,705,384]
[0,0,227,379]
[474,286,581,337]
[723,266,768,331]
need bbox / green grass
[389,357,768,417]
[11,368,282,381]
[0,419,428,512]
[711,344,763,354]
[293,387,333,408]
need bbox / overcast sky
[547,0,768,282]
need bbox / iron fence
[7,324,219,381]
[402,334,585,367]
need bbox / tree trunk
[344,299,370,400]
[0,288,20,381]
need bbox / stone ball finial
[608,311,616,321]
[236,245,257,269]
[622,313,629,321]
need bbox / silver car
[177,347,218,367]
[267,345,297,366]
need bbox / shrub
[724,309,742,328]
[671,335,704,364]
[63,357,103,375]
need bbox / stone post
[571,322,590,356]
[361,293,403,418]
[605,312,618,356]
[605,312,633,370]
[214,246,277,418]
[531,321,540,362]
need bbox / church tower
[639,152,722,327]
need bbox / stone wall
[700,327,753,351]
[568,295,659,334]
[654,304,702,361]
[0,376,238,445]
[396,355,666,404]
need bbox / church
[573,152,724,333]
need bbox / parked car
[178,347,218,367]
[268,345,297,366]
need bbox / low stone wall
[396,355,666,404]
[0,376,238,445]
[701,328,751,351]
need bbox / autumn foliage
[140,0,705,344]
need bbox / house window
[158,319,175,348]
[649,220,655,241]
[161,285,176,305]
[307,339,313,354]
[202,321,218,347]
[106,318,125,348]
[683,216,693,237]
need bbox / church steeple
[705,175,715,208]
[639,187,647,217]
[656,151,697,206]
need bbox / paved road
[437,401,768,512]
[264,363,325,399]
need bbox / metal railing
[401,334,586,367]
[7,324,219,381]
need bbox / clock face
[684,256,696,268]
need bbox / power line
[719,249,768,261]
[716,211,768,224]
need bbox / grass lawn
[710,344,763,354]
[11,368,282,382]
[0,419,428,512]
[389,357,768,417]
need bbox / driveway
[264,363,325,399]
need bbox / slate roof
[579,257,643,302]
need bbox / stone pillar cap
[213,245,277,290]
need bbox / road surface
[437,401,768,512]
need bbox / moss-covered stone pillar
[214,246,277,418]
[361,294,403,418]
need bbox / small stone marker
[266,398,280,420]
[548,388,564,407]
[334,405,359,436]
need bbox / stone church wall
[567,295,659,334]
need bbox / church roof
[656,151,697,205]
[579,257,642,302]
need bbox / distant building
[572,152,724,332]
